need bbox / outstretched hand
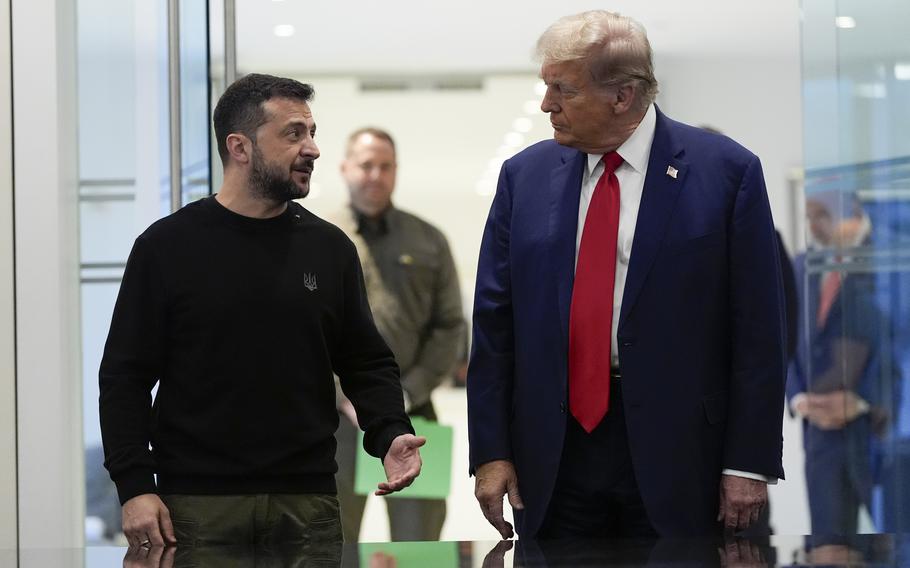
[377,434,425,496]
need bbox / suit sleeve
[724,155,787,480]
[466,164,516,474]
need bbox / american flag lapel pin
[666,165,678,179]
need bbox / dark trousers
[160,493,343,550]
[804,419,873,541]
[537,379,657,539]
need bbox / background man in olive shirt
[331,127,465,541]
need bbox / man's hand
[377,434,426,496]
[368,551,398,568]
[717,475,767,532]
[121,494,177,548]
[481,539,514,568]
[717,536,765,567]
[474,460,524,539]
[123,544,175,568]
[806,390,864,430]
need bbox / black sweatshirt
[99,196,413,504]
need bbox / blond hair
[535,10,659,110]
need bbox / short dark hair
[212,73,315,164]
[345,127,396,157]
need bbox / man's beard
[249,145,308,201]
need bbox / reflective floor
[5,534,910,567]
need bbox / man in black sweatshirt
[99,74,423,550]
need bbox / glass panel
[798,0,910,555]
[179,0,211,206]
[77,0,211,544]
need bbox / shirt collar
[352,204,395,235]
[585,103,657,177]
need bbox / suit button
[559,402,566,413]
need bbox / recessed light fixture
[895,63,910,81]
[273,24,295,37]
[835,16,856,29]
[534,82,547,96]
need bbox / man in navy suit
[787,195,898,545]
[467,10,786,539]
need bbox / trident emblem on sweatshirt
[303,273,318,292]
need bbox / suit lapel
[550,148,587,351]
[619,110,688,329]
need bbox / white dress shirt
[574,104,774,484]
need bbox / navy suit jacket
[467,108,787,537]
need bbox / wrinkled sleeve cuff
[367,421,415,462]
[114,469,157,505]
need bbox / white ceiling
[235,0,804,75]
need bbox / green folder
[354,417,453,499]
[358,541,458,568]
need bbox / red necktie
[817,271,842,329]
[569,151,623,433]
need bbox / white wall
[655,54,805,252]
[0,0,17,551]
[13,0,84,549]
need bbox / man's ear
[226,133,252,165]
[612,84,637,114]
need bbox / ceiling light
[273,24,295,37]
[835,16,856,29]
[523,100,541,115]
[895,64,910,81]
[512,117,534,133]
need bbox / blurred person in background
[787,192,901,557]
[330,127,465,542]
